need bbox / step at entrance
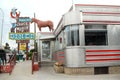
[40,61,55,67]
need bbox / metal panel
[79,25,85,46]
[85,46,120,67]
[83,15,120,22]
[76,5,120,13]
[107,25,120,45]
[64,11,80,26]
[65,46,120,67]
[65,46,85,67]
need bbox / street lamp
[0,8,4,45]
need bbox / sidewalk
[0,60,120,80]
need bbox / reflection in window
[71,25,79,45]
[85,25,108,46]
[42,41,50,49]
[65,25,79,46]
[42,41,51,60]
[66,26,71,46]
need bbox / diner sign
[9,32,35,40]
[18,17,31,22]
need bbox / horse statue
[31,18,54,32]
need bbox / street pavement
[0,60,120,80]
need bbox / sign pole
[18,43,20,58]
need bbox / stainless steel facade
[37,4,120,67]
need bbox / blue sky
[0,0,120,48]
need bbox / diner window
[65,25,79,46]
[85,25,108,46]
[71,25,79,45]
[66,26,71,46]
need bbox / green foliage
[28,52,32,60]
[30,49,35,52]
[28,49,35,60]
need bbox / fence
[8,52,16,75]
[0,52,16,75]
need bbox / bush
[28,52,32,60]
[28,49,35,60]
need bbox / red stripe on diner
[83,12,120,15]
[58,52,64,54]
[75,4,120,8]
[83,20,120,23]
[86,58,120,62]
[86,50,120,52]
[86,54,120,57]
[58,56,64,58]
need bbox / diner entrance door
[41,41,51,61]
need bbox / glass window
[71,25,79,46]
[55,37,59,51]
[85,25,108,46]
[42,41,51,61]
[65,26,72,46]
[42,41,50,49]
[65,25,79,46]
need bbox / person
[23,53,26,61]
[0,49,7,65]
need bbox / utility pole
[34,13,36,52]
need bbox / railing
[9,53,16,75]
[32,52,34,74]
[32,52,40,74]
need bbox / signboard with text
[16,17,30,43]
[20,43,26,50]
[9,32,35,40]
[18,17,31,22]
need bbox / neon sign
[9,32,35,40]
